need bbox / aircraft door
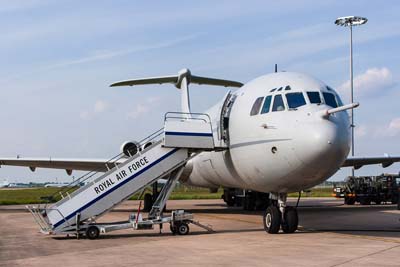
[217,92,237,147]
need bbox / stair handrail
[164,112,212,124]
[41,127,166,208]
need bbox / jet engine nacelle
[120,141,140,157]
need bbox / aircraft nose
[294,119,350,175]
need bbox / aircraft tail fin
[110,68,243,114]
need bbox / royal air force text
[93,157,149,194]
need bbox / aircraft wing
[342,156,400,170]
[1,155,399,175]
[0,157,125,174]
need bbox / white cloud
[146,97,160,104]
[387,118,400,137]
[80,99,109,120]
[355,125,367,138]
[337,67,396,97]
[79,111,91,121]
[127,104,149,119]
[126,97,161,119]
[94,100,108,113]
[372,118,400,137]
[0,33,202,85]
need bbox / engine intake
[120,141,139,157]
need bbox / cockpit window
[323,92,338,108]
[335,94,344,106]
[307,91,322,104]
[286,92,306,109]
[261,96,272,114]
[272,94,285,112]
[250,97,264,116]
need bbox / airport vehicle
[334,173,400,205]
[222,188,269,210]
[1,68,400,236]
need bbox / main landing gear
[263,193,298,234]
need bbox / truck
[333,173,400,205]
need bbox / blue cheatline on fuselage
[165,131,213,137]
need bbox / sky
[0,0,399,183]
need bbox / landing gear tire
[226,198,235,207]
[170,224,177,235]
[86,226,100,240]
[391,195,398,205]
[177,223,189,235]
[263,206,281,234]
[397,195,400,210]
[360,198,371,205]
[143,193,153,212]
[281,207,298,234]
[344,197,355,205]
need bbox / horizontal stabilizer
[191,75,243,88]
[110,75,177,87]
[110,72,243,88]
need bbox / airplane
[0,180,10,188]
[0,68,399,234]
[44,182,74,188]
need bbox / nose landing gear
[263,193,298,234]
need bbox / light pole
[335,16,367,177]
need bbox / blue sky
[0,0,399,183]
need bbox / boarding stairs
[27,112,221,235]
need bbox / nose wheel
[262,193,298,234]
[263,206,281,233]
[281,206,298,233]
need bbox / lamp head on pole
[335,16,368,27]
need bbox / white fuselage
[184,72,350,193]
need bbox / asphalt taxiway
[1,198,399,266]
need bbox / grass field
[0,186,333,205]
[0,186,224,205]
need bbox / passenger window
[250,97,264,116]
[286,92,306,109]
[307,92,322,104]
[272,95,285,112]
[261,96,272,114]
[323,92,338,108]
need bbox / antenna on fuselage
[274,64,278,73]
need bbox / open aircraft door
[214,91,237,149]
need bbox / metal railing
[37,111,212,210]
[164,112,212,124]
[40,127,166,209]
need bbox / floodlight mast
[335,16,367,177]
